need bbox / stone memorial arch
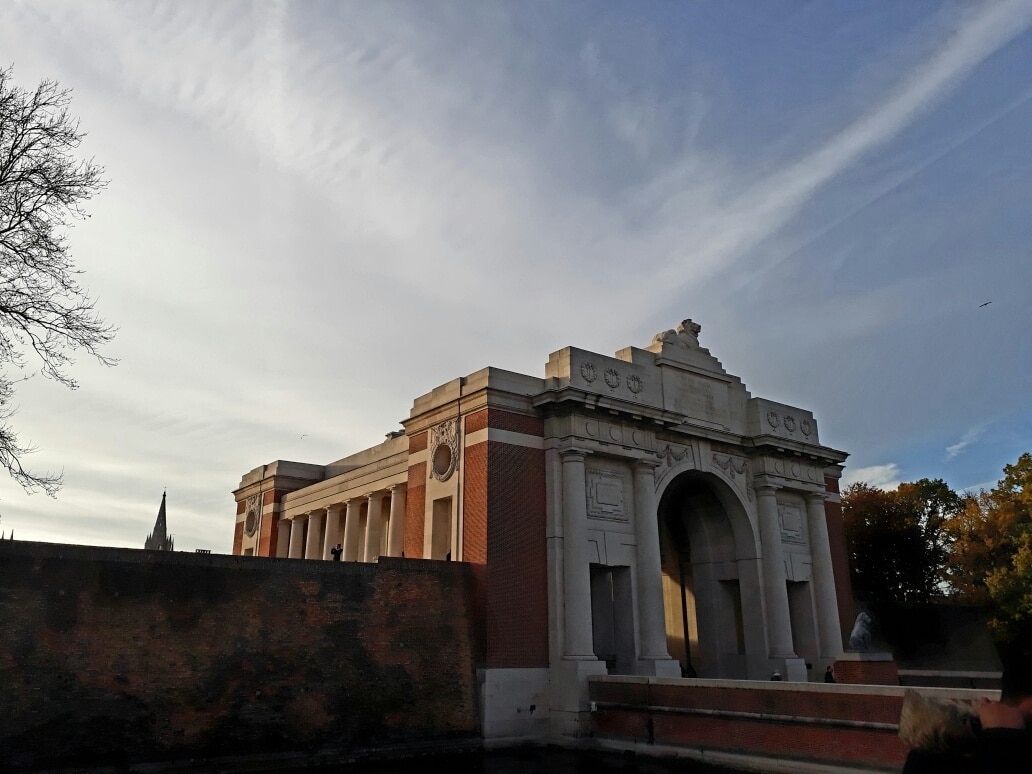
[537,320,850,732]
[232,318,853,740]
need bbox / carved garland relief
[244,494,261,537]
[657,443,694,468]
[430,419,460,481]
[712,452,754,501]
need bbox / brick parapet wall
[404,463,427,558]
[834,658,900,686]
[0,542,479,769]
[465,408,544,437]
[589,677,992,770]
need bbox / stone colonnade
[284,485,407,562]
[557,447,842,669]
[757,483,842,662]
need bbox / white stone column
[363,492,387,562]
[304,510,324,560]
[276,518,291,557]
[342,499,362,562]
[806,492,843,658]
[322,505,343,560]
[561,449,595,659]
[288,516,305,559]
[386,485,407,558]
[633,460,672,661]
[756,485,796,658]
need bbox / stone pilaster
[632,460,678,674]
[806,492,843,659]
[322,505,343,560]
[342,499,362,562]
[561,449,596,659]
[304,510,324,559]
[386,485,407,558]
[288,516,305,559]
[363,492,387,562]
[756,485,795,658]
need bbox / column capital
[632,458,661,473]
[805,490,827,504]
[756,484,779,497]
[560,447,591,462]
[388,482,407,492]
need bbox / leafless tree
[0,66,116,495]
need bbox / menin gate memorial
[232,320,853,739]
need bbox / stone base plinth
[834,651,899,685]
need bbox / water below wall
[280,747,747,774]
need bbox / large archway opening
[657,471,755,679]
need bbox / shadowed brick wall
[461,408,547,670]
[0,542,480,770]
[589,676,993,771]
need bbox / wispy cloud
[946,425,986,460]
[650,0,1032,294]
[842,463,903,491]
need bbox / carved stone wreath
[580,362,597,383]
[784,415,796,433]
[627,374,643,394]
[800,418,812,437]
[430,419,460,482]
[766,411,780,429]
[604,368,620,389]
[244,494,260,537]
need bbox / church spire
[144,490,174,551]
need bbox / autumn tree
[842,478,964,606]
[0,66,115,495]
[948,453,1032,642]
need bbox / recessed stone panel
[586,469,628,522]
[663,370,730,428]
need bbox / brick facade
[484,441,548,668]
[404,462,427,559]
[0,541,479,770]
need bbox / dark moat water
[284,747,746,774]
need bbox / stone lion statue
[848,611,872,651]
[651,318,702,350]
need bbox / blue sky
[1,0,1030,551]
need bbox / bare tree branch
[0,65,116,495]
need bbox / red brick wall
[409,432,428,453]
[590,678,909,769]
[484,441,548,669]
[257,511,279,557]
[833,659,900,686]
[465,409,488,435]
[463,442,488,565]
[487,408,544,436]
[404,463,426,559]
[232,521,244,555]
[0,542,479,769]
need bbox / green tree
[842,478,963,606]
[948,453,1032,641]
[0,66,115,495]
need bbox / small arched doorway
[657,471,758,679]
